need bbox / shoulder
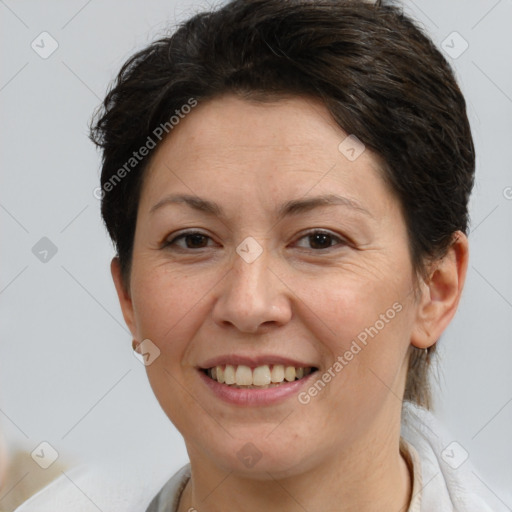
[401,401,511,512]
[0,448,68,510]
[13,459,181,512]
[145,464,191,512]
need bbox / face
[114,94,427,478]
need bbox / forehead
[146,95,342,171]
[139,94,395,217]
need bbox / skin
[111,94,469,511]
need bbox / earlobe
[410,232,469,349]
[110,257,137,338]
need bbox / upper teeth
[207,364,313,387]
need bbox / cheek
[297,268,413,397]
[130,266,204,355]
[298,265,408,341]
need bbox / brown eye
[295,230,346,250]
[183,233,209,248]
[164,231,212,249]
[308,232,333,249]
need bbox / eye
[294,230,347,250]
[163,231,215,250]
[162,229,347,251]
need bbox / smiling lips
[204,364,316,388]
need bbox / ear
[111,257,137,338]
[410,231,469,349]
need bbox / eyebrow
[149,193,374,219]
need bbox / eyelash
[162,229,348,251]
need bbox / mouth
[201,364,318,389]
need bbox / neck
[178,432,412,512]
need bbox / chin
[201,433,315,479]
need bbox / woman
[14,0,508,510]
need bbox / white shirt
[14,402,509,511]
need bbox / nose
[212,246,292,333]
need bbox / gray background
[1,0,511,506]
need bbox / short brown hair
[90,0,475,410]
